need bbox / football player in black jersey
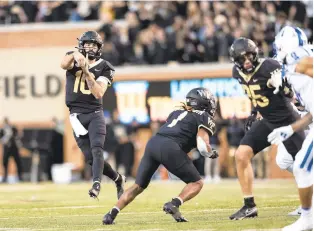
[228,38,305,220]
[60,31,125,199]
[102,88,218,225]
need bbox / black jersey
[65,57,115,113]
[233,58,297,124]
[157,109,215,153]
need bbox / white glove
[267,125,294,144]
[269,69,282,94]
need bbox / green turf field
[0,179,300,231]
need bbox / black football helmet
[229,37,259,74]
[186,87,217,117]
[77,31,103,60]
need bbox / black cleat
[163,202,188,222]
[88,181,101,199]
[229,205,258,220]
[115,174,126,199]
[103,212,115,225]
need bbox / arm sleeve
[98,61,115,86]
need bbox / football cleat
[282,215,313,231]
[229,205,258,220]
[88,181,101,199]
[163,202,188,222]
[115,174,126,199]
[103,212,115,225]
[288,206,302,216]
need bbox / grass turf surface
[0,179,299,231]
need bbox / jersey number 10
[73,71,91,95]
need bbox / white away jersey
[284,44,313,114]
[285,44,313,72]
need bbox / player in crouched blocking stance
[103,87,218,224]
[60,31,125,199]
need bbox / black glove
[209,149,219,159]
[245,111,257,132]
[199,149,219,159]
[280,77,294,98]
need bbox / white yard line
[0,229,283,231]
[0,229,110,231]
[242,230,281,231]
[1,204,295,212]
[0,229,31,231]
[137,229,165,231]
[1,205,103,211]
[0,206,296,220]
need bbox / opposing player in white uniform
[268,26,313,231]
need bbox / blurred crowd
[1,1,313,65]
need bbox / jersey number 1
[167,111,188,128]
[73,71,91,95]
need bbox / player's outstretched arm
[295,56,313,78]
[268,112,312,144]
[290,112,313,132]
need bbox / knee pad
[92,147,104,160]
[293,132,313,188]
[276,143,294,171]
[293,162,313,188]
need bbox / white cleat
[204,176,212,183]
[288,206,302,216]
[282,215,313,231]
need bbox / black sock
[103,161,119,181]
[110,207,120,218]
[91,148,105,182]
[244,197,256,207]
[171,197,182,207]
[92,162,103,182]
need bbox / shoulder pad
[262,58,280,73]
[104,60,115,71]
[286,45,313,65]
[263,58,278,66]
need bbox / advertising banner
[0,47,68,123]
[103,78,251,124]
